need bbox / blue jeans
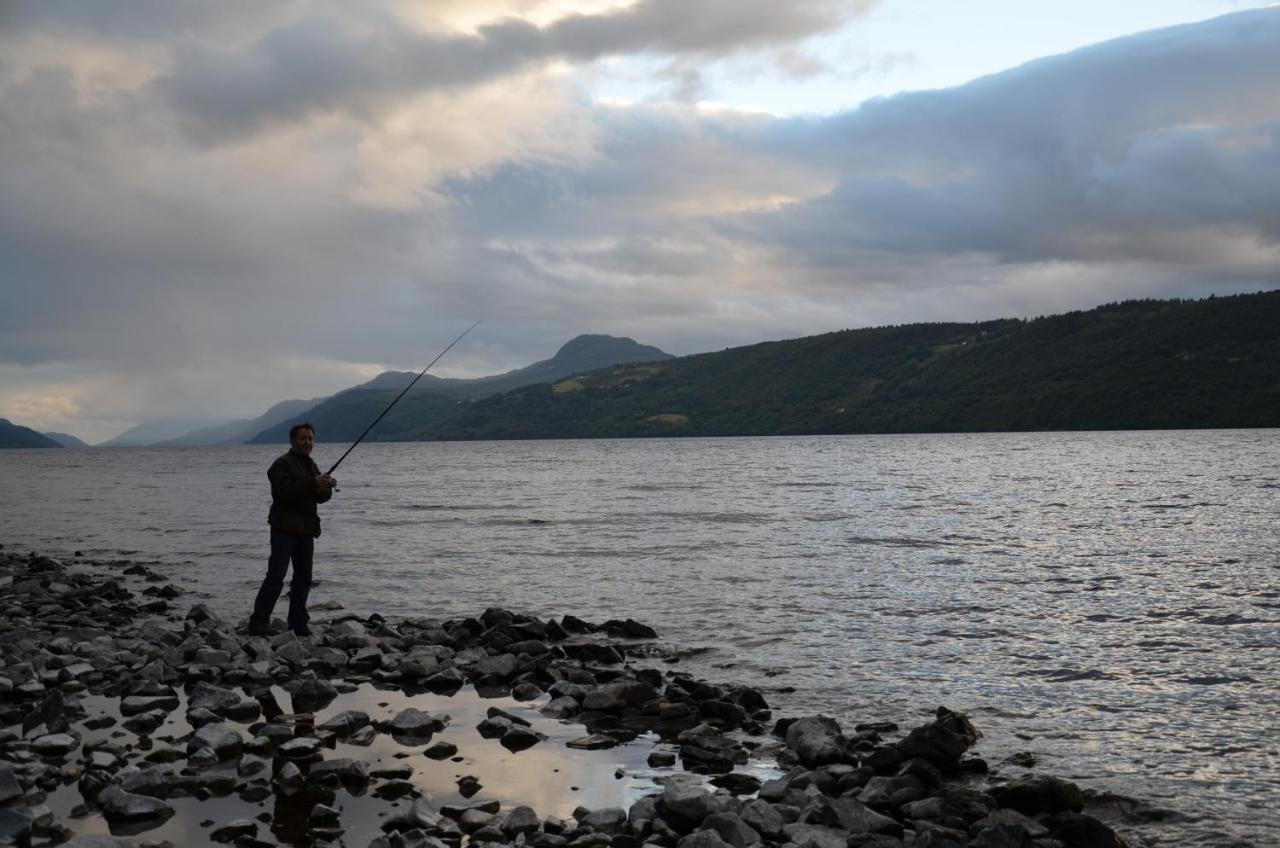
[251,529,313,629]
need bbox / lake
[2,430,1277,846]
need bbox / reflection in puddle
[43,681,775,846]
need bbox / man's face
[290,428,315,455]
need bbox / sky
[1,0,1278,443]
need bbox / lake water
[1,431,1277,846]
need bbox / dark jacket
[267,449,332,538]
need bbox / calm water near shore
[2,431,1277,845]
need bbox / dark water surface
[2,431,1277,845]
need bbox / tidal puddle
[38,681,777,846]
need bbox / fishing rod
[326,321,481,476]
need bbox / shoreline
[2,547,1182,847]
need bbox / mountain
[1,419,63,449]
[43,431,89,448]
[153,398,323,447]
[99,419,219,447]
[247,334,674,444]
[390,292,1280,440]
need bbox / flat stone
[32,733,79,756]
[210,819,258,842]
[97,785,176,822]
[187,723,243,758]
[567,734,618,750]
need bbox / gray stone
[476,653,520,679]
[188,722,243,758]
[278,737,324,760]
[186,682,241,714]
[120,694,178,716]
[60,837,144,848]
[740,800,785,838]
[968,822,1035,848]
[971,809,1049,838]
[277,762,304,790]
[500,726,546,752]
[384,798,443,832]
[581,807,628,833]
[31,732,79,756]
[785,717,845,767]
[991,775,1084,816]
[210,819,258,842]
[389,707,448,736]
[97,785,176,822]
[781,824,848,848]
[541,696,581,718]
[0,806,33,844]
[319,709,371,735]
[582,680,658,712]
[702,813,761,848]
[502,806,541,836]
[676,830,732,848]
[310,758,370,783]
[291,678,339,712]
[0,765,22,804]
[661,783,726,829]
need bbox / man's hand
[317,473,336,491]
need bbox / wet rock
[895,708,981,771]
[318,709,371,735]
[478,716,513,738]
[210,818,258,842]
[970,808,1047,838]
[501,726,547,752]
[583,680,658,712]
[310,803,341,825]
[740,800,784,839]
[567,734,618,751]
[425,741,458,760]
[476,653,520,679]
[31,732,79,756]
[461,807,498,832]
[388,707,449,736]
[277,737,324,760]
[502,806,542,836]
[991,775,1084,816]
[310,758,370,784]
[1052,813,1128,848]
[458,775,483,798]
[119,693,178,716]
[0,765,23,804]
[277,762,304,791]
[648,750,678,768]
[660,784,726,830]
[97,785,176,823]
[542,696,581,718]
[513,682,544,701]
[383,798,443,832]
[0,807,34,845]
[968,821,1036,848]
[702,812,760,848]
[291,678,339,712]
[581,807,628,833]
[781,823,848,848]
[187,723,243,759]
[785,717,846,767]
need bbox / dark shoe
[247,622,272,637]
[290,625,312,638]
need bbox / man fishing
[248,423,335,637]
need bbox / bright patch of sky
[591,0,1276,115]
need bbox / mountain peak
[550,334,673,370]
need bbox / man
[249,423,335,637]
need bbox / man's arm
[269,459,327,506]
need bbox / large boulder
[583,680,659,712]
[785,716,846,767]
[992,775,1084,816]
[895,707,981,770]
[187,723,243,758]
[97,785,176,822]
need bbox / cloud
[0,5,1277,437]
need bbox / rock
[310,803,342,825]
[0,765,22,805]
[781,823,848,848]
[0,807,34,845]
[310,758,370,784]
[425,741,459,760]
[383,798,443,832]
[709,773,762,795]
[740,800,785,838]
[785,717,845,767]
[992,775,1084,816]
[210,819,258,842]
[31,732,79,756]
[1053,813,1128,848]
[461,807,497,832]
[277,737,324,760]
[648,750,678,768]
[319,709,371,735]
[971,809,1049,838]
[800,796,900,836]
[501,726,546,752]
[459,775,483,798]
[896,708,981,770]
[702,813,761,848]
[567,734,618,751]
[187,747,220,767]
[676,831,732,848]
[582,808,628,833]
[478,717,513,739]
[97,785,176,822]
[661,784,725,830]
[277,762,304,790]
[291,678,339,712]
[968,821,1036,848]
[185,707,220,727]
[187,723,243,758]
[513,682,544,701]
[186,682,241,714]
[542,696,581,718]
[502,806,542,836]
[389,707,448,736]
[476,653,520,679]
[582,680,658,712]
[120,694,179,716]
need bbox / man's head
[289,423,316,455]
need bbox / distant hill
[391,292,1280,440]
[154,398,323,447]
[247,334,673,444]
[99,418,219,447]
[1,418,63,449]
[43,431,89,448]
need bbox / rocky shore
[1,547,1164,848]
